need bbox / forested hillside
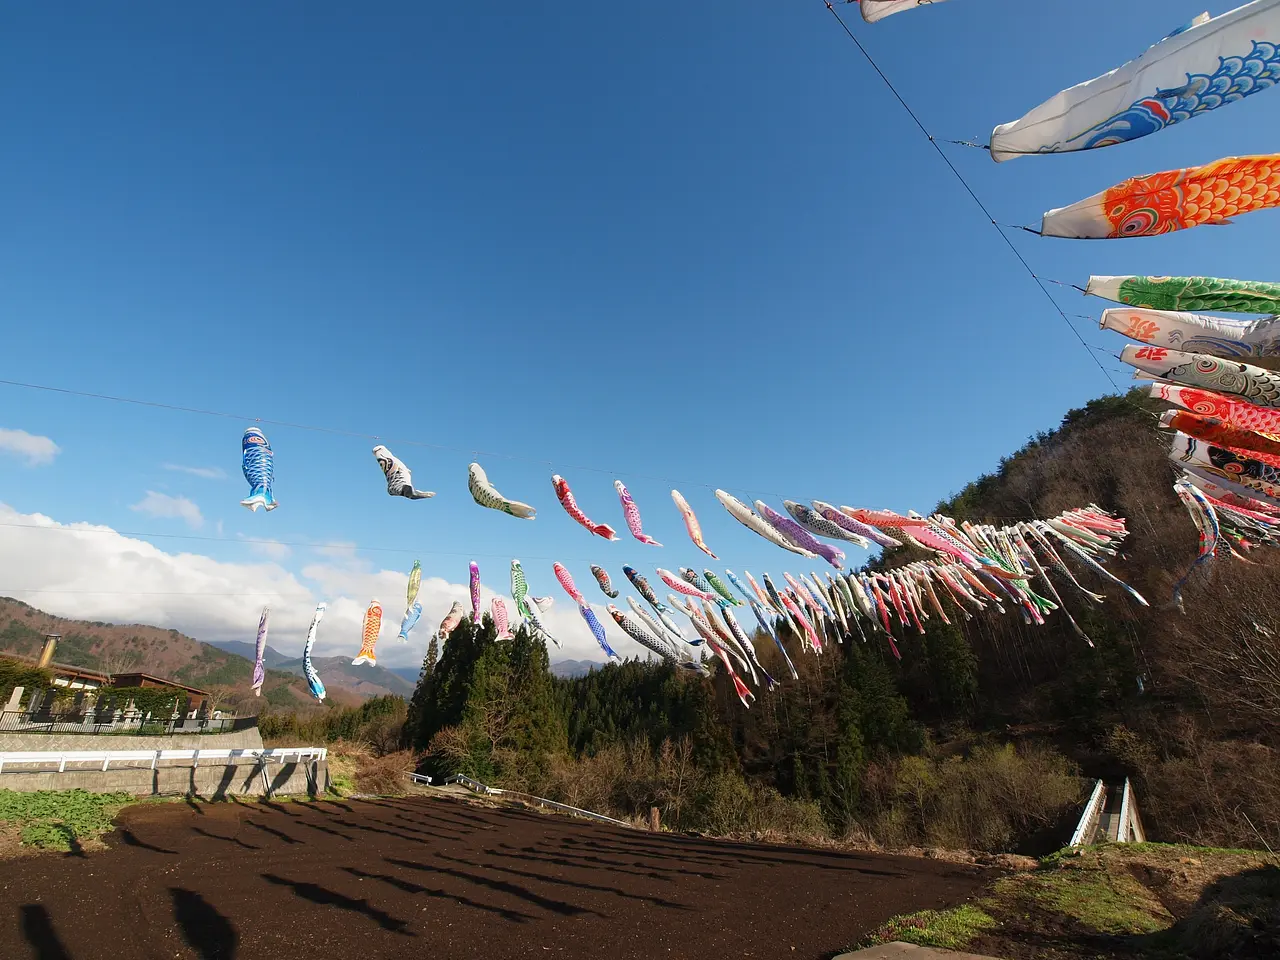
[401,390,1280,854]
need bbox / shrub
[864,742,1083,852]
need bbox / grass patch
[0,789,136,851]
[1003,859,1171,935]
[861,904,997,950]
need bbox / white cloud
[0,428,60,467]
[130,491,204,530]
[239,535,292,561]
[162,463,226,480]
[0,503,623,670]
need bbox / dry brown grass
[325,740,417,797]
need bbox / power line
[820,1,1127,397]
[0,377,808,505]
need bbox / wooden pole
[649,806,660,832]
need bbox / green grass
[0,788,136,851]
[861,904,997,950]
[1007,862,1171,935]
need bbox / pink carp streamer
[616,480,662,546]
[657,567,719,602]
[671,489,717,558]
[491,598,514,640]
[553,475,618,540]
[554,561,585,604]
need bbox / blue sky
[2,0,1278,666]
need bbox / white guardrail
[438,773,633,828]
[0,747,327,774]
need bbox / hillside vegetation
[0,599,319,714]
[394,390,1278,854]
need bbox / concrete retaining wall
[0,728,264,752]
[0,758,327,798]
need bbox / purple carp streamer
[616,481,662,546]
[784,501,870,549]
[716,489,816,558]
[469,561,482,623]
[250,607,270,696]
[756,501,846,569]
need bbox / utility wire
[820,1,1127,397]
[0,377,800,505]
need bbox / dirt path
[1,796,989,960]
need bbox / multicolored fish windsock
[1088,275,1280,314]
[373,445,435,500]
[406,560,422,610]
[590,564,619,598]
[716,489,816,558]
[1161,408,1280,465]
[469,561,482,622]
[755,500,845,569]
[1102,306,1280,359]
[859,0,950,22]
[1123,345,1280,409]
[658,567,719,602]
[250,606,270,696]
[437,600,464,642]
[303,603,327,702]
[469,462,535,519]
[992,6,1280,162]
[1153,382,1280,436]
[671,489,716,558]
[552,475,618,540]
[784,500,870,548]
[240,428,277,512]
[1042,155,1280,239]
[397,601,422,643]
[616,480,662,546]
[352,600,382,666]
[1173,431,1280,501]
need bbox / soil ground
[0,794,989,960]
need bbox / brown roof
[4,655,110,684]
[109,673,210,697]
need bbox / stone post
[5,685,23,712]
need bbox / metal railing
[0,746,327,775]
[439,774,632,828]
[0,709,257,736]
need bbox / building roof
[4,655,110,684]
[109,673,210,697]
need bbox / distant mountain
[274,655,416,700]
[0,597,315,712]
[208,639,291,668]
[550,658,598,679]
[388,666,422,686]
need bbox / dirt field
[0,795,989,960]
